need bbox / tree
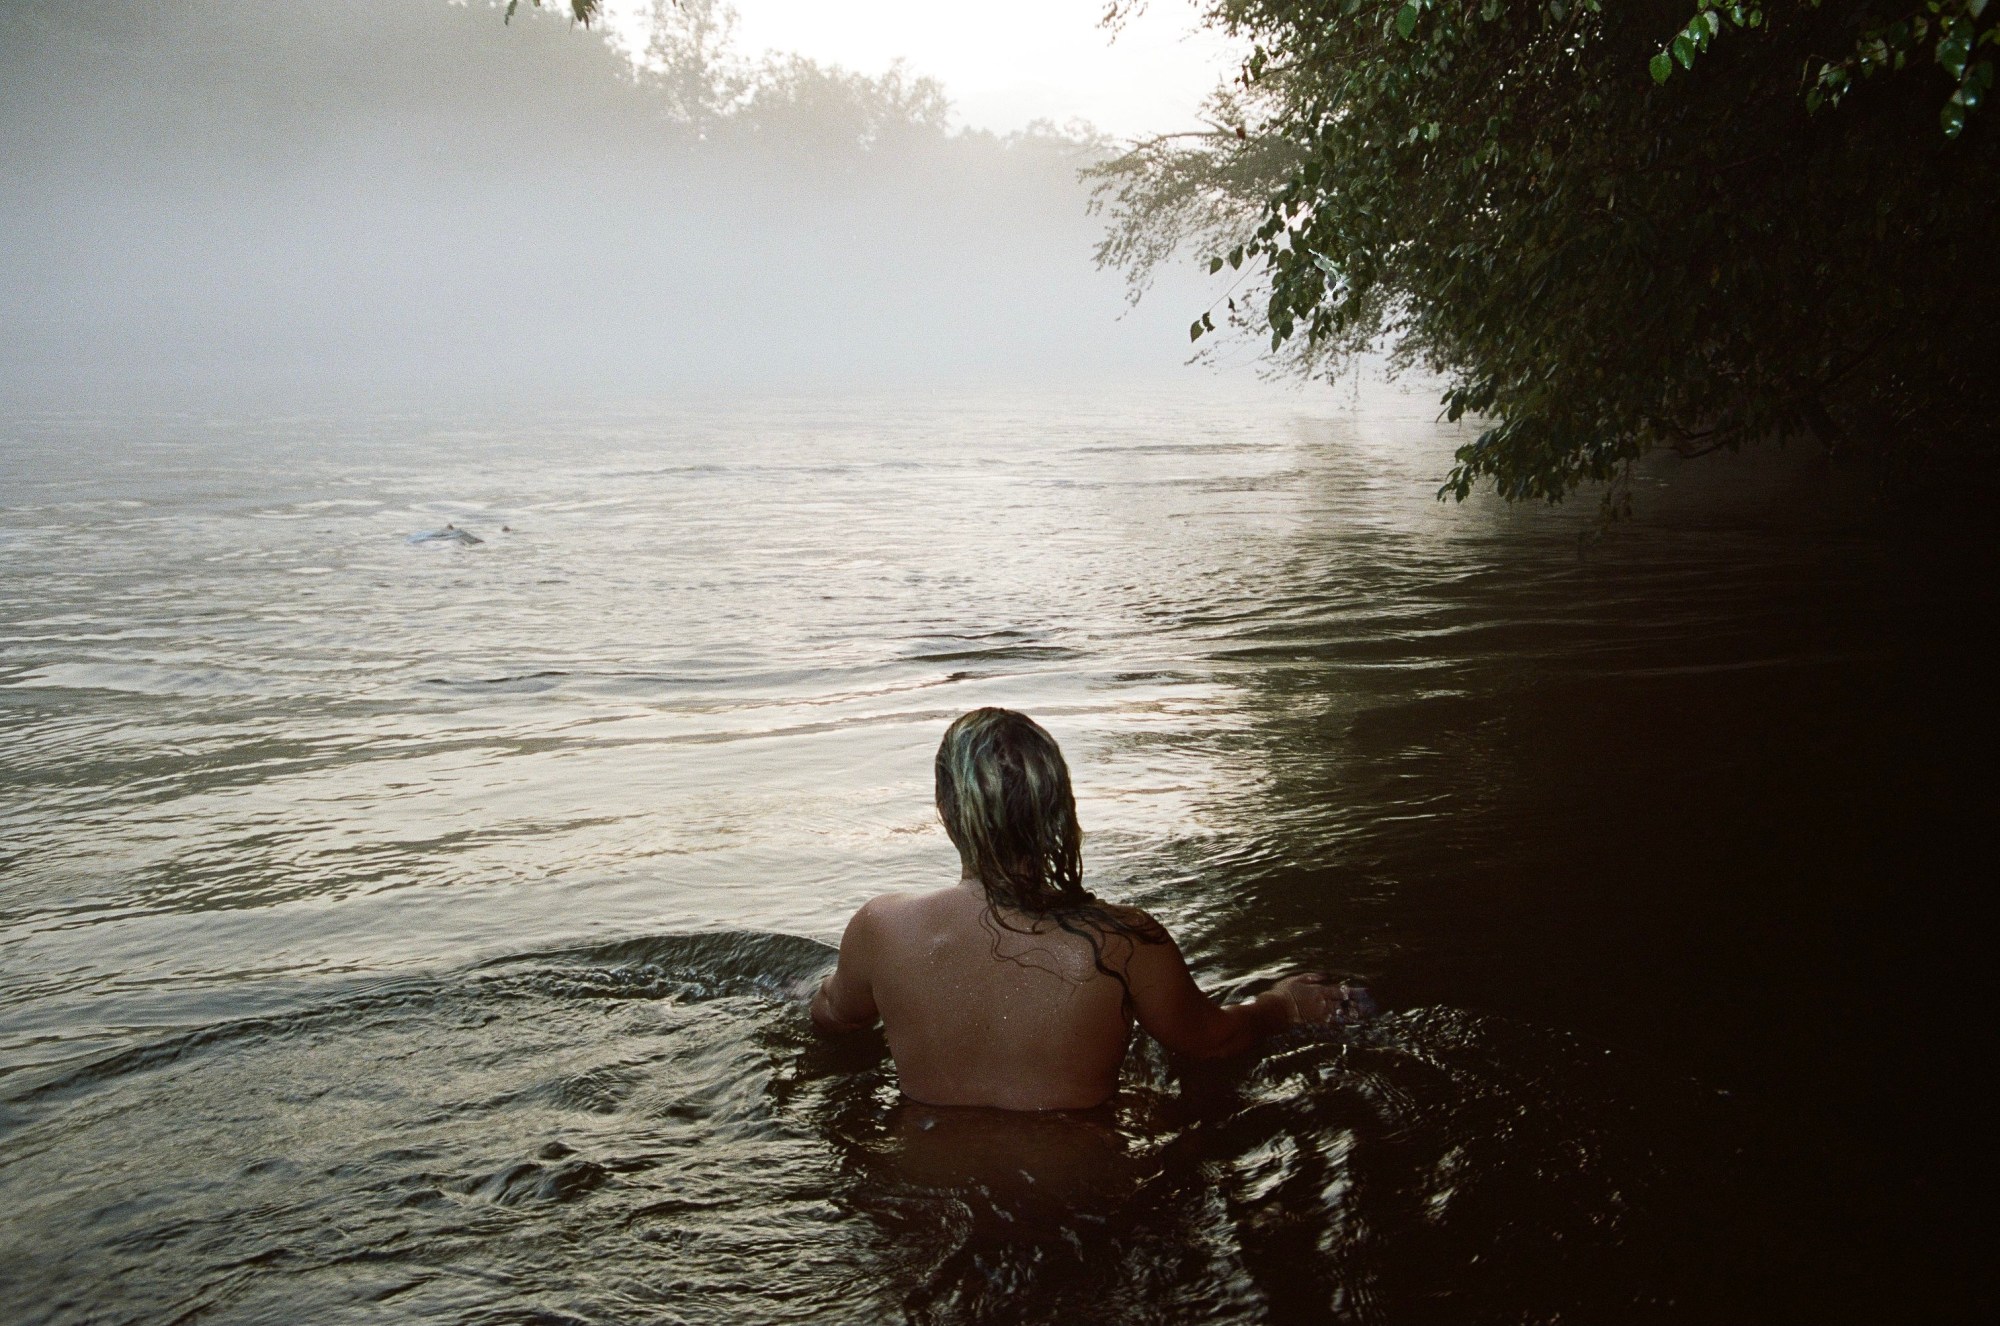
[632,0,749,130]
[1092,2,2000,504]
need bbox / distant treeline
[0,0,1195,406]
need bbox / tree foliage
[1650,1,1998,138]
[513,0,1076,159]
[505,0,604,25]
[1093,1,2000,503]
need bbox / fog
[0,0,1213,409]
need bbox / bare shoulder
[826,893,913,993]
[1099,906,1205,1015]
[841,889,942,944]
[1097,902,1174,946]
[1072,901,1175,979]
[844,891,911,933]
[848,891,907,921]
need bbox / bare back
[812,877,1361,1110]
[816,883,1133,1111]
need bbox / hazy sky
[598,0,1240,137]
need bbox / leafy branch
[1095,0,1999,506]
[1651,0,1997,136]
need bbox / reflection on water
[0,386,1990,1321]
[0,933,1804,1324]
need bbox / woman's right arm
[809,898,884,1035]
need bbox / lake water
[1,384,1990,1323]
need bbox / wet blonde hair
[934,708,1164,988]
[934,707,1083,908]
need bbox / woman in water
[810,707,1370,1110]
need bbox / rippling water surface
[1,386,1989,1323]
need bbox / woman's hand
[1271,973,1376,1027]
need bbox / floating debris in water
[406,523,482,546]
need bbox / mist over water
[0,0,1203,408]
[3,2,1995,1323]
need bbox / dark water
[1,386,1991,1322]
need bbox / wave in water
[0,930,1848,1326]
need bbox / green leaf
[1094,0,1994,506]
[1942,101,1967,136]
[1190,319,1206,342]
[1229,245,1245,269]
[1209,256,1224,274]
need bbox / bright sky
[597,0,1242,139]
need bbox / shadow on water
[0,929,1914,1325]
[1142,448,1999,1323]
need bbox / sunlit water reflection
[1,385,1988,1322]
